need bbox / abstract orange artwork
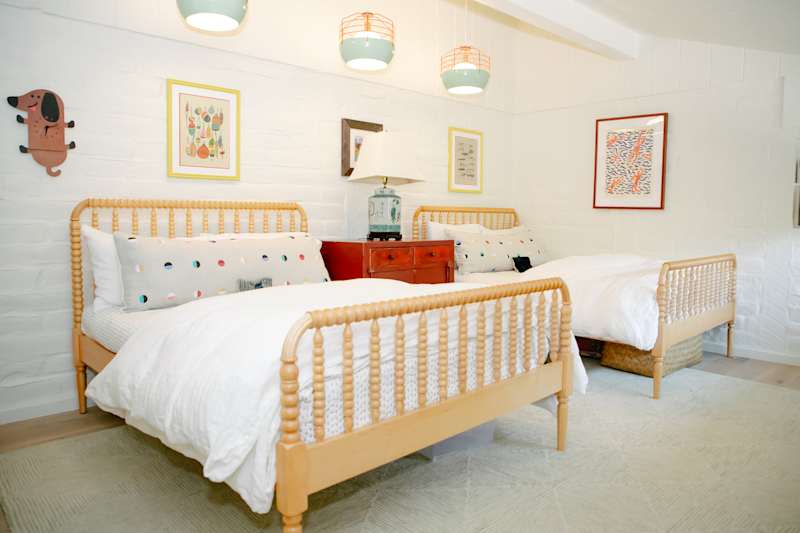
[594,113,667,209]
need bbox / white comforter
[458,254,663,350]
[87,278,586,514]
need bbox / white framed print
[448,127,483,193]
[167,79,240,180]
[593,113,667,209]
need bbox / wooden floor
[0,352,799,533]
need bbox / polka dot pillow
[446,226,545,274]
[113,232,330,311]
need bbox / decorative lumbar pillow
[512,256,533,273]
[446,226,546,274]
[238,277,272,292]
[82,225,124,312]
[114,233,330,311]
[426,221,485,241]
[446,229,517,274]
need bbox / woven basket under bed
[600,335,703,377]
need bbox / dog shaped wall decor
[7,89,75,177]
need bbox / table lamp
[347,132,423,240]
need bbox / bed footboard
[275,279,572,533]
[652,254,737,399]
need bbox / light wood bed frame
[71,198,575,533]
[412,205,737,400]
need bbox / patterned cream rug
[2,361,799,533]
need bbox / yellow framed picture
[167,79,240,180]
[448,127,483,193]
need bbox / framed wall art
[448,126,483,193]
[167,79,240,180]
[341,118,383,176]
[593,112,667,209]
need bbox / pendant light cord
[464,0,468,44]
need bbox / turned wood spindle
[343,323,354,432]
[369,319,381,423]
[492,299,502,382]
[476,302,486,387]
[417,312,428,409]
[395,315,406,415]
[438,308,448,401]
[458,305,468,393]
[312,328,325,441]
[508,296,518,376]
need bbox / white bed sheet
[457,254,663,350]
[82,306,165,353]
[86,278,586,514]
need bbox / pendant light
[339,12,395,71]
[440,1,490,94]
[177,0,248,32]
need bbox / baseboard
[0,396,95,425]
[704,340,800,367]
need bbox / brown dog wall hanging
[7,90,75,177]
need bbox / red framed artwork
[593,112,668,210]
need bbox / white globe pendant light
[177,0,248,32]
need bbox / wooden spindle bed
[412,205,737,400]
[70,198,575,533]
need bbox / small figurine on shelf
[7,89,75,177]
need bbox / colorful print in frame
[167,79,240,180]
[593,113,667,209]
[448,127,483,193]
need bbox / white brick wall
[0,4,516,423]
[511,34,800,365]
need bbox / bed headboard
[69,198,308,332]
[411,205,519,240]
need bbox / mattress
[82,306,166,353]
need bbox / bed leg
[281,513,303,533]
[75,363,87,414]
[556,393,568,451]
[652,353,663,400]
[726,322,734,357]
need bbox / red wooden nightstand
[321,240,454,284]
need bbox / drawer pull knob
[429,251,437,257]
[387,254,395,260]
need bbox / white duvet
[458,254,664,351]
[87,278,586,514]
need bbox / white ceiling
[574,0,800,54]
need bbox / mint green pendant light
[177,0,248,32]
[440,1,490,94]
[339,12,395,71]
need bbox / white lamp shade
[347,132,424,186]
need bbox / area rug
[2,361,799,532]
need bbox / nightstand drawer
[414,245,451,266]
[369,247,414,272]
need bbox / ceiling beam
[475,0,640,59]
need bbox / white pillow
[446,226,546,274]
[426,221,484,241]
[82,225,124,312]
[114,233,330,311]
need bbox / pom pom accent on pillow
[512,256,533,273]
